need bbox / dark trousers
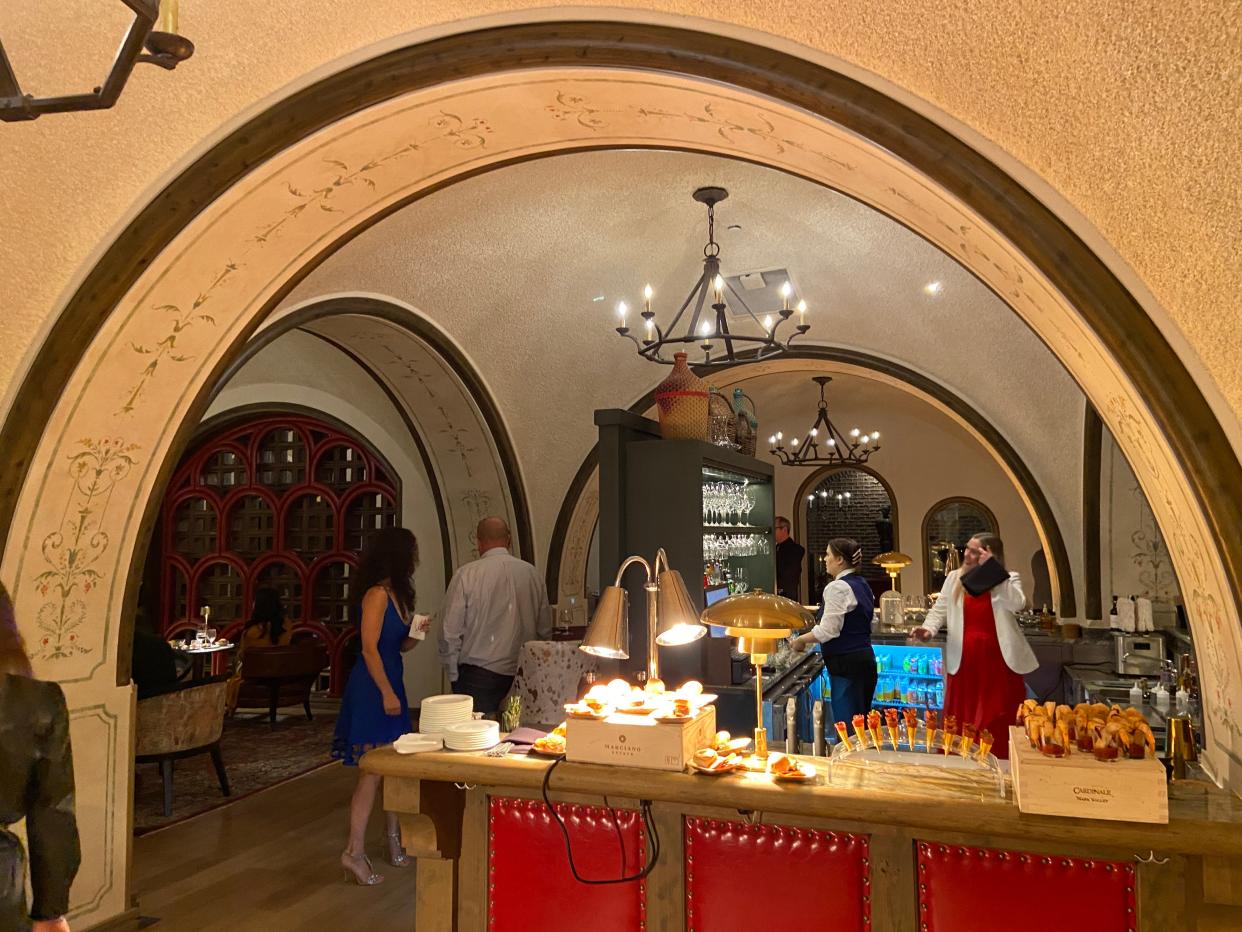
[452,663,514,714]
[825,647,878,725]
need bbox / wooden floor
[132,763,420,931]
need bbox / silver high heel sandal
[387,830,413,867]
[340,850,385,885]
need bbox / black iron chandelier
[807,488,853,511]
[1,0,193,123]
[769,376,882,467]
[614,187,809,367]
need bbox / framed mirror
[922,497,998,594]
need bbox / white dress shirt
[921,568,1037,675]
[809,568,859,644]
[437,547,552,681]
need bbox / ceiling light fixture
[923,280,944,296]
[613,187,809,367]
[769,376,882,467]
[0,0,193,123]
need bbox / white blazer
[921,569,1037,676]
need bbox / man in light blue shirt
[437,516,552,712]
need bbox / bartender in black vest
[774,516,805,602]
[790,537,877,723]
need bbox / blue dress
[332,595,412,765]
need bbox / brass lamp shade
[580,585,630,659]
[700,589,815,635]
[654,569,708,646]
[872,551,913,573]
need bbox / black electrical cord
[540,756,660,884]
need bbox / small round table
[176,641,235,680]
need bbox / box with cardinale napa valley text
[566,706,716,771]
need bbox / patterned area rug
[133,699,343,835]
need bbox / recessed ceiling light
[923,281,943,296]
[592,295,606,302]
[727,224,742,231]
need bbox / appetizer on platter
[867,710,884,750]
[532,733,566,755]
[925,710,940,753]
[834,720,852,749]
[975,729,994,761]
[884,708,901,750]
[852,714,870,749]
[902,708,919,747]
[959,722,977,758]
[942,715,958,755]
[1017,700,1156,760]
[768,753,816,781]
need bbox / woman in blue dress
[332,527,428,885]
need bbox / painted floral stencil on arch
[34,437,139,661]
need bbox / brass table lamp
[580,547,706,682]
[700,590,815,758]
[873,551,913,629]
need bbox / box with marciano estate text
[567,706,716,772]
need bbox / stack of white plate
[443,719,500,751]
[418,694,474,733]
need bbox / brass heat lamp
[580,548,706,683]
[700,590,815,758]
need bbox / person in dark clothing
[774,516,805,602]
[1,579,81,932]
[790,538,877,724]
[130,627,181,699]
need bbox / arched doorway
[795,465,897,604]
[3,21,1241,923]
[159,411,402,695]
[921,497,999,595]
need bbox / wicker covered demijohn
[655,352,710,441]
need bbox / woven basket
[655,353,709,441]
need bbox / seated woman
[225,588,293,713]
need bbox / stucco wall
[0,2,1238,453]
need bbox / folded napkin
[1136,597,1154,632]
[1116,597,1136,632]
[503,726,547,747]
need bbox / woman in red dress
[912,533,1035,758]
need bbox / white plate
[394,734,444,754]
[444,720,499,737]
[421,695,473,712]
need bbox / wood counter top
[362,747,1242,858]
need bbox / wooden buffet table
[362,748,1242,932]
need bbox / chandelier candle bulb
[797,299,807,326]
[781,281,792,311]
[764,314,774,333]
[644,284,653,313]
[160,0,180,33]
[617,301,628,328]
[713,274,724,304]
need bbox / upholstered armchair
[234,642,329,724]
[135,675,230,817]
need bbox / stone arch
[2,21,1242,920]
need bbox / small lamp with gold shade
[700,591,815,758]
[872,551,913,631]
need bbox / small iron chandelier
[770,376,881,467]
[614,187,809,367]
[0,0,193,123]
[808,488,853,512]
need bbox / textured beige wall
[0,1,1239,442]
